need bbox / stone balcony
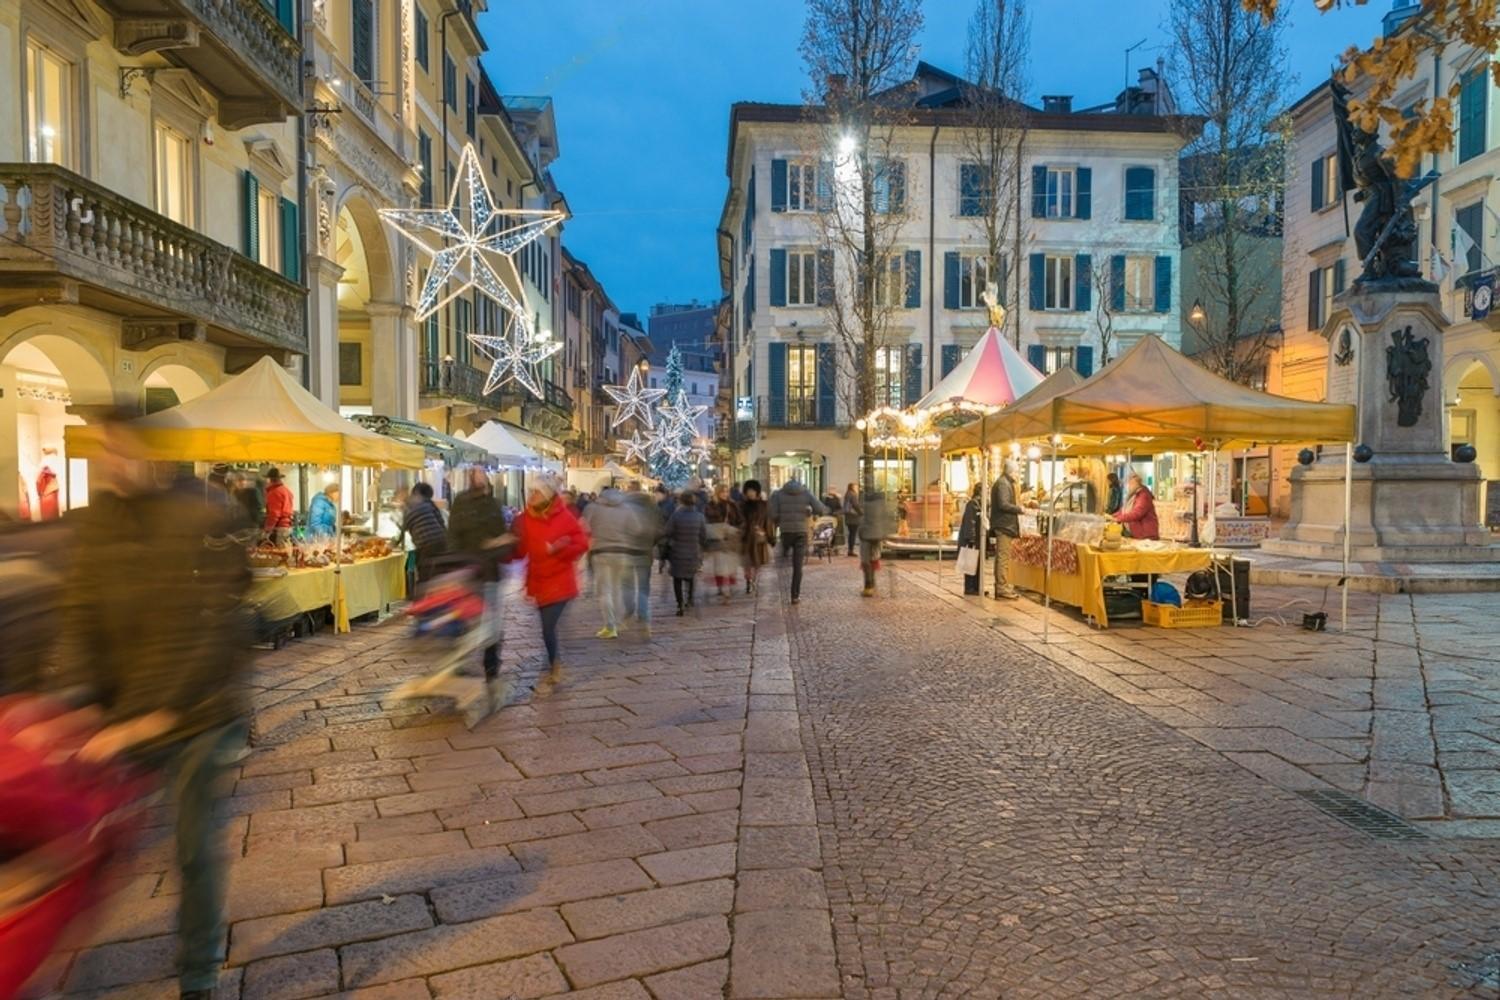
[104,0,301,127]
[0,163,307,359]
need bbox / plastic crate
[1141,598,1222,629]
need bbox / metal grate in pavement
[1294,789,1428,841]
[1449,952,1500,991]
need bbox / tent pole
[978,424,989,597]
[1342,441,1353,633]
[1043,437,1057,644]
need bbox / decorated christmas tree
[650,346,695,488]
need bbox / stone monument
[1265,78,1499,563]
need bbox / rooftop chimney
[1041,95,1073,114]
[1383,0,1419,36]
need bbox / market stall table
[249,553,407,626]
[1006,536,1213,628]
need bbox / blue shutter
[904,344,922,407]
[817,159,833,211]
[747,255,755,318]
[768,342,786,425]
[1154,255,1173,313]
[941,344,961,377]
[1075,346,1094,377]
[1029,253,1045,310]
[1124,167,1154,220]
[1027,344,1046,371]
[769,248,786,307]
[280,197,300,283]
[1075,167,1091,220]
[1074,253,1091,313]
[816,343,836,426]
[1031,165,1047,217]
[1310,158,1324,212]
[1460,69,1487,162]
[1110,255,1126,311]
[770,159,787,212]
[943,252,960,309]
[241,171,259,259]
[816,248,834,306]
[904,250,921,308]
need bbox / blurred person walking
[654,485,677,574]
[56,414,252,1000]
[664,490,708,615]
[581,484,646,639]
[510,479,589,688]
[447,468,515,702]
[620,481,663,635]
[704,483,743,603]
[858,488,897,597]
[738,480,771,596]
[261,467,293,544]
[768,477,825,604]
[401,482,448,584]
[842,482,863,556]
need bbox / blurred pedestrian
[56,413,252,1000]
[842,482,863,556]
[664,490,708,615]
[402,482,448,584]
[858,488,896,597]
[956,483,983,596]
[447,468,515,701]
[308,483,340,539]
[510,479,589,688]
[620,480,663,636]
[738,480,771,596]
[704,483,743,603]
[262,467,293,544]
[654,485,676,574]
[233,470,263,529]
[582,484,646,639]
[768,476,826,604]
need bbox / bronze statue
[1385,326,1431,427]
[1331,77,1436,286]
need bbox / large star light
[658,398,707,435]
[381,145,561,326]
[603,368,667,429]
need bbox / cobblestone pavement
[895,561,1500,835]
[36,574,838,1000]
[785,557,1500,999]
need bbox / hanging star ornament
[658,398,707,434]
[469,317,562,396]
[618,429,653,464]
[603,368,667,429]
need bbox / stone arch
[0,325,115,405]
[142,361,213,406]
[334,185,399,306]
[1445,350,1500,399]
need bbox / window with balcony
[352,0,376,86]
[784,160,817,212]
[414,6,430,73]
[786,249,818,307]
[25,40,74,167]
[787,344,817,424]
[256,189,281,272]
[1043,255,1073,311]
[153,122,194,227]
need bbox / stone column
[366,301,413,419]
[305,255,344,408]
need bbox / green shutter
[817,158,833,211]
[904,250,921,308]
[1124,166,1154,220]
[1154,255,1172,313]
[768,342,786,425]
[903,344,922,407]
[280,197,300,282]
[770,159,787,212]
[1333,258,1346,295]
[275,0,294,33]
[943,251,960,309]
[1307,269,1322,329]
[241,170,259,259]
[769,248,786,306]
[1027,344,1046,371]
[1459,69,1487,163]
[1074,254,1091,313]
[1075,167,1091,220]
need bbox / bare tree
[800,0,924,488]
[1089,259,1118,368]
[962,0,1030,347]
[1172,0,1289,384]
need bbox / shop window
[339,343,363,386]
[25,40,74,167]
[153,122,195,226]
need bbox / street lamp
[1189,299,1206,326]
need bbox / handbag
[956,546,980,576]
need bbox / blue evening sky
[479,0,1389,316]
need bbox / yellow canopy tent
[65,356,425,468]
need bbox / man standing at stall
[990,459,1023,600]
[262,468,293,544]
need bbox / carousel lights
[1026,445,1042,460]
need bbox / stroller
[0,696,153,998]
[388,559,499,727]
[810,516,838,563]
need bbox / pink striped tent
[916,326,1044,416]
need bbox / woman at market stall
[957,484,983,596]
[510,478,589,690]
[308,483,340,539]
[1105,472,1124,516]
[738,480,771,596]
[1113,472,1160,540]
[704,483,743,603]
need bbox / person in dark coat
[738,480,771,596]
[402,482,448,584]
[654,485,677,574]
[956,484,983,595]
[663,490,708,615]
[767,478,827,604]
[842,483,863,556]
[989,461,1023,599]
[1105,472,1124,515]
[447,468,514,687]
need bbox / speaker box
[1214,555,1250,623]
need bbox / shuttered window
[352,0,375,85]
[1458,67,1488,163]
[1124,166,1155,221]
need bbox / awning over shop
[916,326,1044,414]
[65,357,424,468]
[466,420,546,468]
[350,415,490,466]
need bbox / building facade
[0,0,304,517]
[1270,3,1500,525]
[717,63,1195,493]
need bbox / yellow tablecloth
[249,553,406,628]
[1009,541,1212,627]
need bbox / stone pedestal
[1264,286,1500,563]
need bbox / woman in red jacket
[511,478,590,686]
[1113,472,1160,540]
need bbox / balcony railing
[0,163,305,355]
[420,358,492,406]
[755,394,836,430]
[105,0,301,126]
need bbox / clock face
[1474,285,1493,312]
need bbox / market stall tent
[350,415,490,466]
[65,356,424,468]
[916,326,1044,416]
[465,420,546,468]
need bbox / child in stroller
[809,516,838,563]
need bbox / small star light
[469,319,561,397]
[380,143,562,331]
[603,368,666,429]
[644,425,693,464]
[618,429,652,464]
[658,398,707,434]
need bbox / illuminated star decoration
[657,398,707,436]
[379,143,563,395]
[603,368,667,429]
[618,429,653,464]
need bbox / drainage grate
[1294,789,1427,841]
[1450,952,1500,992]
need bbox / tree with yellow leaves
[1242,0,1500,176]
